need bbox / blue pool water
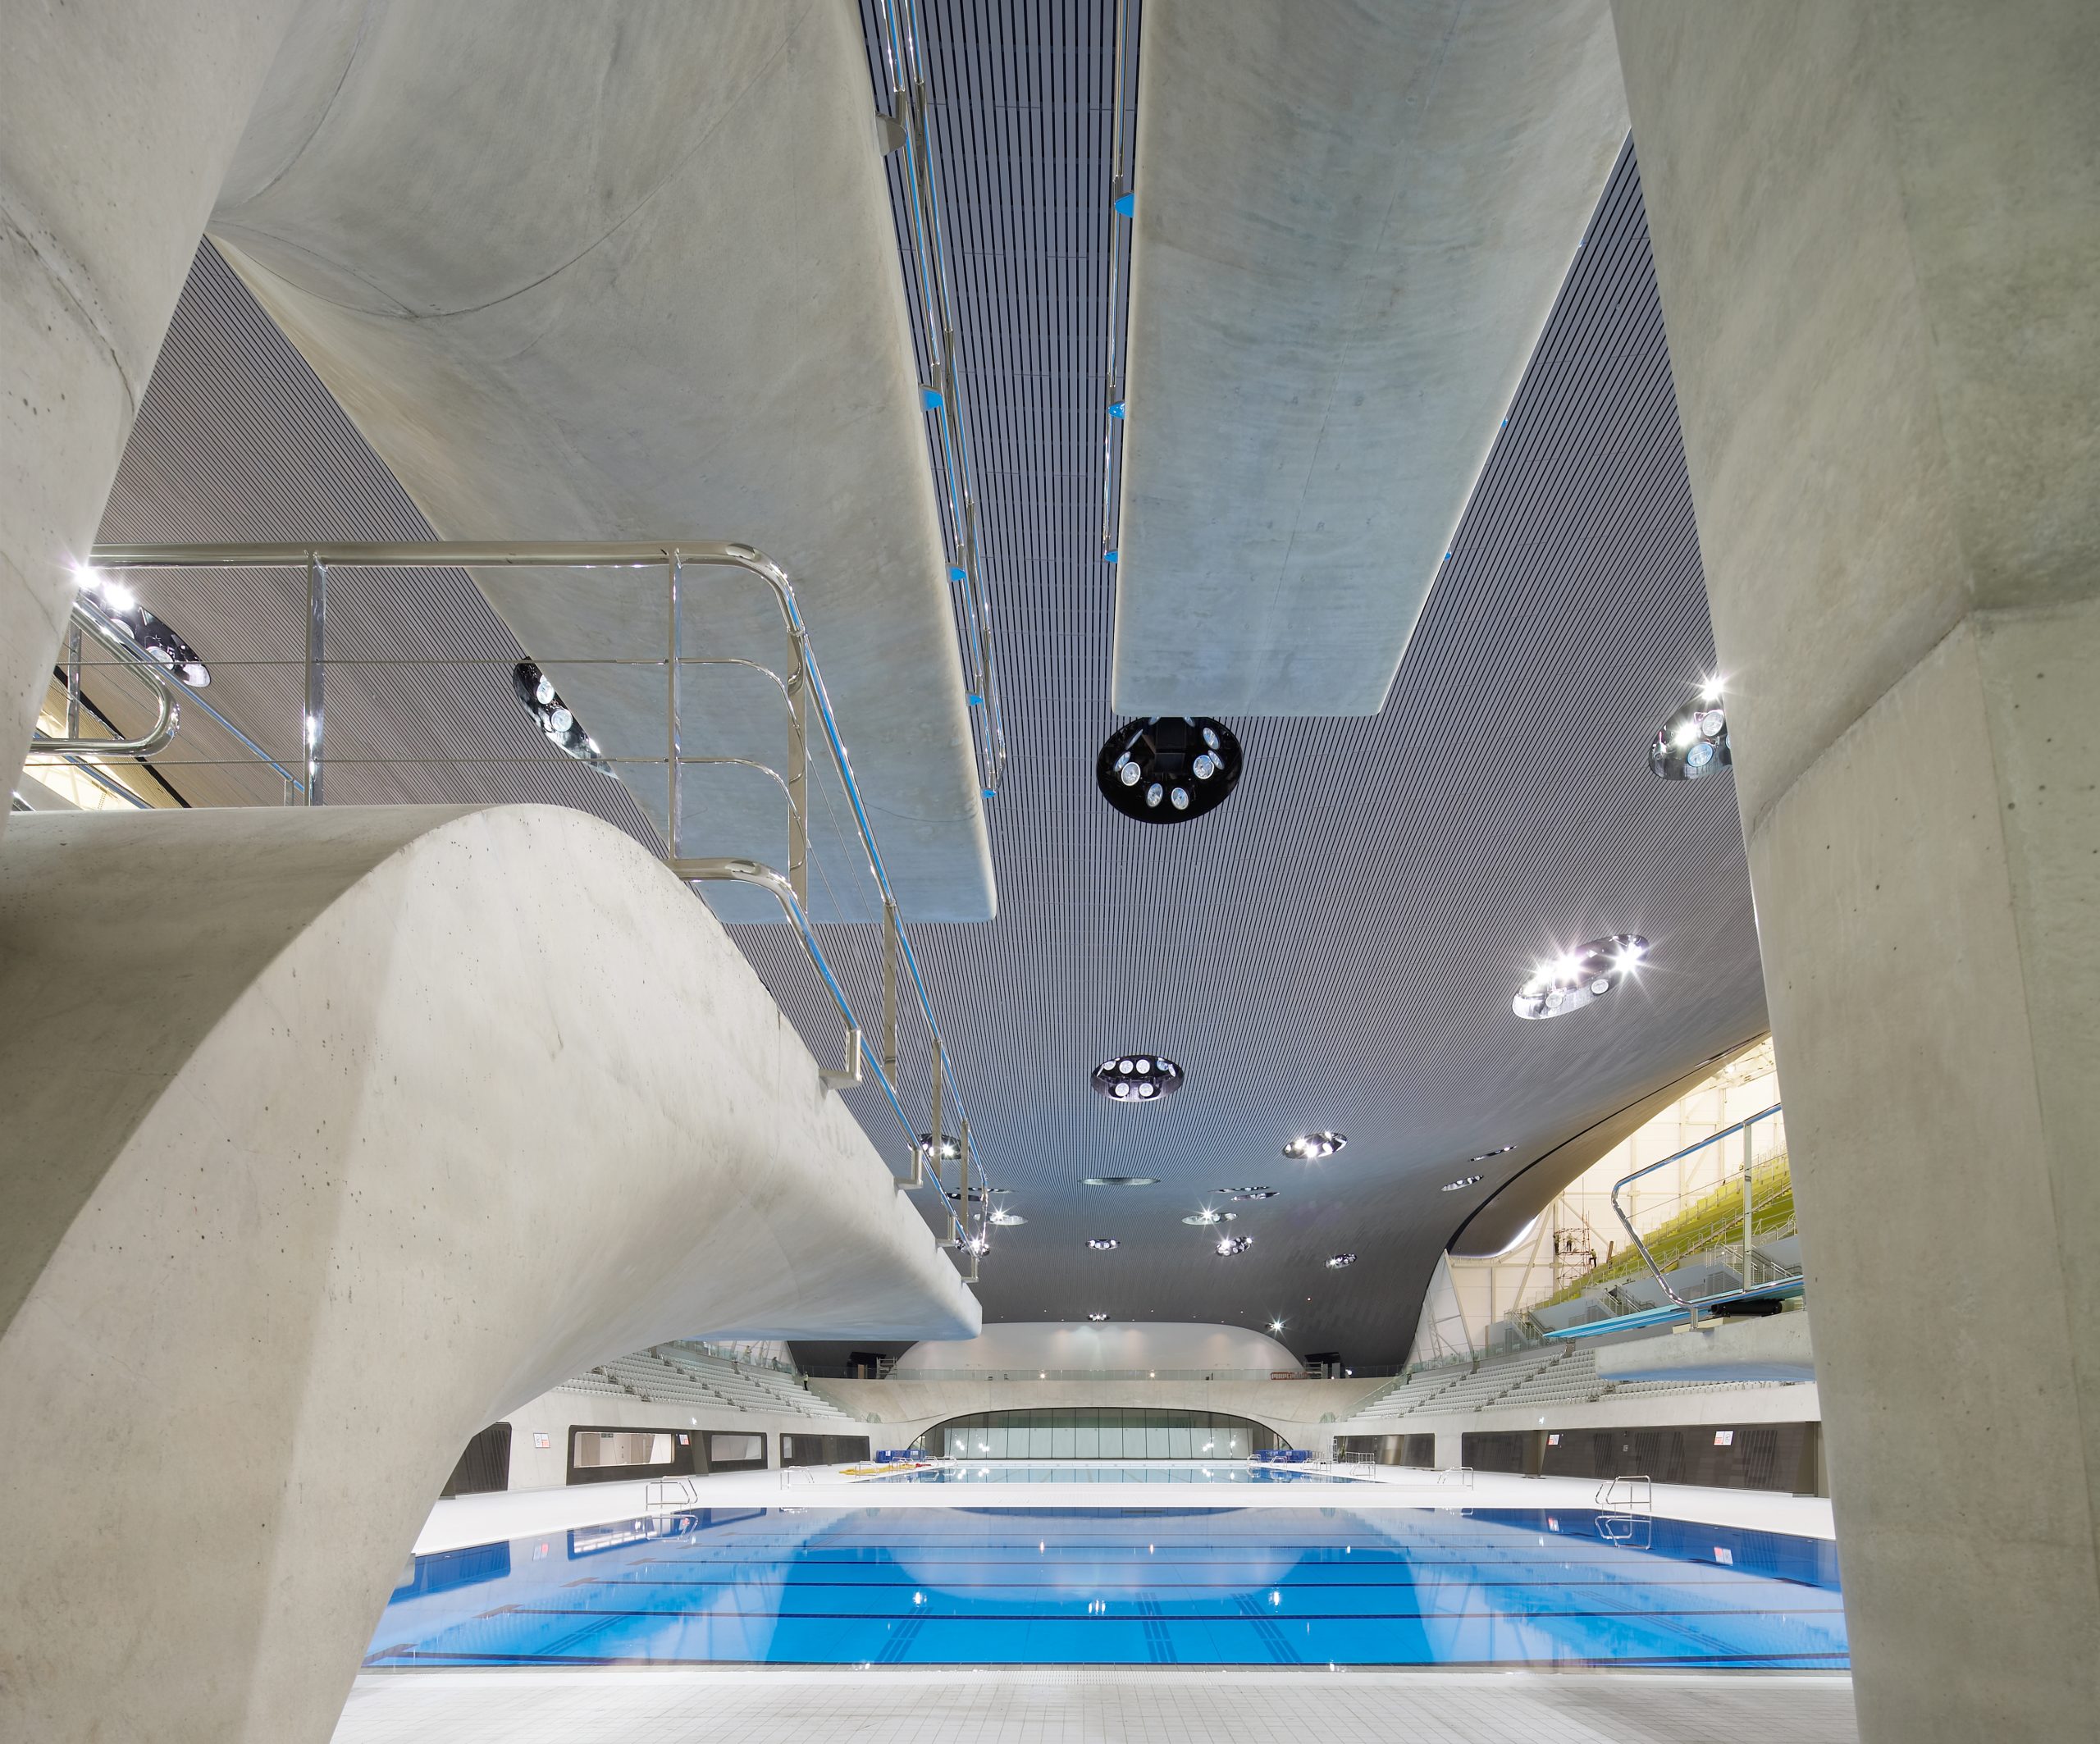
[877,1462,1348,1484]
[367,1505,1847,1669]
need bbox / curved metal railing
[27,599,183,758]
[1609,1103,1792,1319]
[87,539,996,1278]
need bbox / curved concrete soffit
[0,805,976,1742]
[1446,1033,1769,1257]
[208,0,993,923]
[1113,0,1628,715]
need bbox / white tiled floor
[332,1667,1860,1742]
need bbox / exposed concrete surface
[892,1319,1300,1374]
[1113,0,1627,715]
[0,0,301,831]
[812,1375,1392,1444]
[208,2,991,922]
[1613,3,2100,1737]
[0,804,976,1743]
[1592,1313,1816,1384]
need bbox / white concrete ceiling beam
[1114,0,1627,715]
[209,1,993,920]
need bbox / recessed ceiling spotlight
[988,1208,1026,1226]
[1087,1313,1110,1322]
[1442,1174,1483,1193]
[1097,717,1243,823]
[1081,1175,1160,1187]
[1219,1186,1277,1201]
[1325,1253,1356,1269]
[514,662,605,764]
[1282,1131,1346,1161]
[1087,1237,1120,1250]
[1650,679,1732,779]
[1182,1209,1236,1226]
[1469,1146,1513,1165]
[1215,1235,1253,1256]
[1092,1054,1183,1103]
[1512,935,1649,1020]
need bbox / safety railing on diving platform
[59,539,995,1280]
[867,0,1007,800]
[1609,1103,1796,1324]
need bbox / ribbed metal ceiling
[756,3,1763,1362]
[94,3,1763,1365]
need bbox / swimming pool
[876,1462,1353,1484]
[366,1505,1847,1669]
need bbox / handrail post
[65,619,82,738]
[1740,1120,1755,1284]
[882,897,899,1082]
[929,1043,943,1196]
[304,553,326,806]
[667,551,682,859]
[787,649,808,911]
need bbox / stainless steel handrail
[26,600,181,757]
[868,0,1008,800]
[1609,1103,1787,1317]
[89,539,994,1273]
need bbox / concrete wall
[813,1375,1392,1450]
[0,804,975,1743]
[494,1386,874,1491]
[1609,3,2100,1737]
[892,1320,1300,1376]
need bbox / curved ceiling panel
[1113,0,1628,715]
[208,0,992,920]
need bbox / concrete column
[1609,4,2100,1737]
[1,0,300,828]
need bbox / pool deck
[334,1664,1859,1742]
[413,1465,1836,1555]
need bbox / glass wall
[914,1408,1285,1459]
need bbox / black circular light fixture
[1325,1253,1356,1269]
[1093,1054,1183,1103]
[1087,1313,1110,1322]
[1087,1237,1120,1251]
[1219,1185,1277,1201]
[1215,1235,1254,1256]
[1470,1145,1513,1164]
[1096,716,1242,822]
[79,568,212,687]
[1283,1131,1346,1161]
[1650,678,1731,779]
[1442,1174,1483,1193]
[1513,935,1648,1020]
[1080,1175,1160,1188]
[1182,1209,1236,1226]
[514,661,605,765]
